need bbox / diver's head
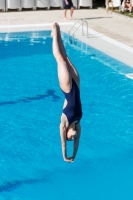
[66,126,77,141]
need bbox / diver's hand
[64,157,74,163]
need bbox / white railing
[49,0,63,9]
[21,0,36,11]
[0,0,6,12]
[0,0,94,12]
[6,0,21,12]
[78,0,93,9]
[68,19,89,48]
[109,0,121,8]
[36,0,49,9]
[69,19,88,38]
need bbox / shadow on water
[0,179,38,192]
[0,89,61,106]
[0,174,52,193]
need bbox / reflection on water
[0,31,52,59]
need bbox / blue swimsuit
[62,79,82,125]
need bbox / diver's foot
[51,23,58,38]
[55,23,61,37]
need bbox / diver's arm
[60,123,73,162]
[72,123,81,160]
[60,123,67,159]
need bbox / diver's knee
[57,56,67,64]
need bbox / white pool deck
[0,8,133,67]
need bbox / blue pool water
[0,30,133,200]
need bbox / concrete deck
[0,8,133,67]
[0,8,133,46]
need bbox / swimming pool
[0,30,133,200]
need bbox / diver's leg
[51,23,71,92]
[55,23,67,59]
[56,23,80,85]
[66,57,80,86]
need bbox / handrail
[68,19,89,46]
[68,19,83,36]
[68,19,88,38]
[72,20,88,38]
